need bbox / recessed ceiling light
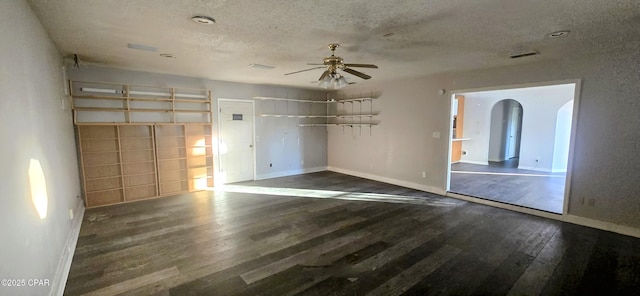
[249,63,275,70]
[546,30,570,38]
[191,15,216,24]
[160,53,175,58]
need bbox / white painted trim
[217,98,257,182]
[50,200,85,296]
[449,78,583,95]
[256,166,327,180]
[517,166,553,173]
[563,215,640,238]
[446,192,562,219]
[447,78,582,217]
[328,166,447,196]
[446,193,640,238]
[457,160,489,166]
[551,169,567,173]
[562,80,582,215]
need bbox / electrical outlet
[422,171,427,178]
[68,209,74,220]
[300,160,304,165]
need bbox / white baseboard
[518,166,553,173]
[327,166,447,196]
[50,199,85,296]
[256,166,327,180]
[563,214,640,238]
[457,160,488,166]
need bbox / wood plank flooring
[65,171,640,295]
[450,162,566,213]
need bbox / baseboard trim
[518,166,553,173]
[256,166,327,180]
[457,160,488,166]
[327,166,447,196]
[446,192,562,219]
[50,199,85,296]
[563,214,640,238]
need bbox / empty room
[1,0,640,295]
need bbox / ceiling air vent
[510,51,540,59]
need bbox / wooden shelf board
[87,187,123,194]
[84,163,121,168]
[253,96,328,103]
[158,157,187,161]
[73,95,126,101]
[83,150,119,154]
[81,137,119,140]
[125,183,157,189]
[129,109,172,113]
[128,97,173,102]
[121,148,154,152]
[123,171,157,177]
[124,160,155,164]
[75,107,127,112]
[174,99,211,103]
[174,110,211,113]
[86,175,122,181]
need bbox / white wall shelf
[255,95,379,131]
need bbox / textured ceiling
[28,0,640,89]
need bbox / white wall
[329,49,640,230]
[67,66,329,180]
[459,84,575,171]
[552,100,574,172]
[0,0,83,295]
[487,100,512,162]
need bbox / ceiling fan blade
[284,66,325,76]
[318,70,331,81]
[306,63,325,65]
[343,63,378,69]
[342,67,372,80]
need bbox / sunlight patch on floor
[216,185,460,207]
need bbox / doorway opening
[446,82,578,214]
[488,99,523,168]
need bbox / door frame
[444,78,582,216]
[217,98,256,183]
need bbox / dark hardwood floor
[450,162,566,213]
[65,171,640,295]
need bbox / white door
[219,100,254,183]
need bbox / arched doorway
[488,99,523,167]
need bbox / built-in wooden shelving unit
[72,81,214,208]
[71,81,212,124]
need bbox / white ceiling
[28,0,640,89]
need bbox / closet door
[119,125,158,200]
[78,126,124,207]
[155,125,189,195]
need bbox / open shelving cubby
[72,81,214,208]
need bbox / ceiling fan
[284,43,378,88]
